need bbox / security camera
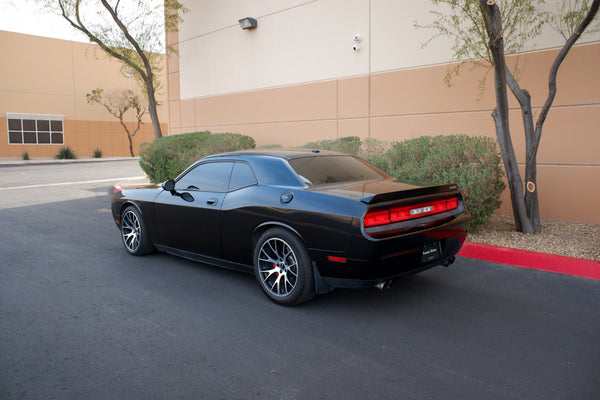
[352,44,360,52]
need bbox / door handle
[207,198,218,205]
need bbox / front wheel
[120,206,154,256]
[253,228,315,306]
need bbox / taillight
[364,197,459,228]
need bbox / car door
[153,161,234,258]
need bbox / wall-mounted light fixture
[238,17,257,30]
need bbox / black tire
[253,228,315,306]
[120,206,154,256]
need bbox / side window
[229,162,258,192]
[176,162,233,192]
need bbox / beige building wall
[0,30,168,158]
[166,1,600,223]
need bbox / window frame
[6,113,65,145]
[175,161,235,193]
[228,161,258,192]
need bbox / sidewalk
[0,156,139,167]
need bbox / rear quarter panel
[219,185,364,265]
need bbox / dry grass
[468,215,600,262]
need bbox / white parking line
[0,176,147,191]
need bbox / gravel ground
[468,214,600,262]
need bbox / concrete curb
[458,242,600,281]
[0,157,139,167]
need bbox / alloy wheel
[257,237,299,297]
[121,209,141,253]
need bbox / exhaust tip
[375,280,394,291]
[442,256,456,267]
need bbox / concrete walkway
[0,156,139,167]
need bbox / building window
[6,113,64,145]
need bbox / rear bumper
[309,214,470,288]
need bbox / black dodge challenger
[112,150,470,305]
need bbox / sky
[0,0,89,42]
[0,0,165,51]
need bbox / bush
[22,152,30,160]
[384,135,505,230]
[300,136,389,168]
[93,148,103,158]
[359,138,390,170]
[55,147,77,160]
[139,131,256,182]
[301,136,362,155]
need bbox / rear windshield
[288,155,386,186]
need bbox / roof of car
[205,149,347,160]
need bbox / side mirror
[162,179,175,193]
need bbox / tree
[421,0,599,233]
[43,0,185,139]
[87,88,146,157]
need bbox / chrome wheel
[121,209,142,253]
[257,238,298,297]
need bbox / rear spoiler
[361,184,460,205]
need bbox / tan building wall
[0,30,168,158]
[166,1,600,224]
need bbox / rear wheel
[120,206,154,256]
[253,228,315,306]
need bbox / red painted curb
[458,242,600,281]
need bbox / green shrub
[257,144,282,149]
[300,136,390,169]
[55,146,77,160]
[384,134,505,230]
[139,131,256,182]
[93,148,103,158]
[22,152,30,160]
[359,138,389,170]
[302,136,362,155]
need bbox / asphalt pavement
[1,160,599,399]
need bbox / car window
[229,162,257,192]
[176,162,233,192]
[288,155,385,185]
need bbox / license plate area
[421,242,441,263]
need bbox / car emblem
[410,206,434,216]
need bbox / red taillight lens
[364,197,459,228]
[363,209,391,227]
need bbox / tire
[253,228,315,306]
[120,206,154,256]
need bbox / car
[111,150,471,305]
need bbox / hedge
[300,134,505,230]
[139,131,255,183]
[384,134,505,230]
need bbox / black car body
[112,150,470,305]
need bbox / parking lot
[1,160,599,399]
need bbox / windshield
[288,155,387,186]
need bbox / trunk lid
[308,178,460,205]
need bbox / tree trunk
[127,134,135,157]
[479,0,534,234]
[505,68,541,232]
[145,76,163,139]
[527,0,600,230]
